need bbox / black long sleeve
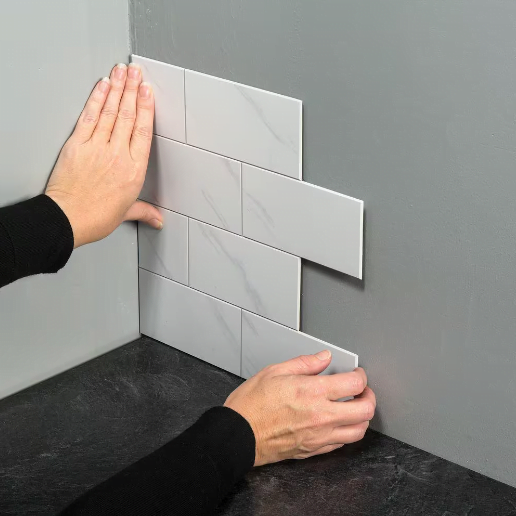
[0,194,74,287]
[59,407,255,516]
[0,195,256,515]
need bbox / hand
[45,63,163,248]
[224,351,376,466]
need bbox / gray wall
[0,0,139,399]
[131,0,516,487]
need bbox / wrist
[44,192,81,248]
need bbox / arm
[0,195,73,288]
[59,407,255,516]
[0,62,162,290]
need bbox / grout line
[183,71,187,142]
[140,199,360,280]
[152,132,364,202]
[187,217,190,286]
[141,200,300,260]
[152,133,302,182]
[240,309,243,377]
[139,266,299,331]
[298,258,302,333]
[240,162,244,235]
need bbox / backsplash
[133,55,361,377]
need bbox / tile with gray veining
[185,70,302,179]
[139,136,242,234]
[189,219,300,329]
[242,311,358,379]
[139,269,241,375]
[131,55,186,143]
[138,208,188,284]
[242,165,364,279]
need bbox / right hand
[224,350,375,466]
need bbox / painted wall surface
[131,0,516,487]
[0,0,139,399]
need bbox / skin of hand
[45,63,162,248]
[224,350,376,466]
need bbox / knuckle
[309,409,327,428]
[100,107,119,119]
[61,143,77,160]
[261,363,276,375]
[133,124,153,140]
[362,401,376,421]
[350,372,366,393]
[117,108,136,122]
[82,111,98,125]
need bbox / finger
[110,63,142,146]
[329,387,376,426]
[72,78,111,143]
[270,350,332,377]
[320,367,368,400]
[328,421,369,445]
[296,444,344,459]
[130,82,155,162]
[93,63,127,141]
[124,200,163,229]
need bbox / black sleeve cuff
[0,194,74,287]
[59,407,256,516]
[181,406,256,489]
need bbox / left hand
[45,62,163,248]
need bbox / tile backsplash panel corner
[134,54,362,376]
[185,69,303,180]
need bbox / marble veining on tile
[242,164,364,279]
[140,136,242,234]
[139,269,241,375]
[188,219,300,329]
[242,311,358,379]
[185,69,302,180]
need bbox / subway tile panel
[189,219,301,329]
[140,136,242,234]
[185,70,302,180]
[242,165,364,279]
[139,269,241,375]
[138,208,188,284]
[242,311,358,379]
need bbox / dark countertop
[1,337,515,516]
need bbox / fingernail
[98,77,110,93]
[150,219,163,230]
[115,63,127,80]
[315,350,331,361]
[139,82,152,99]
[128,63,141,79]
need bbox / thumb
[124,200,163,229]
[275,350,332,376]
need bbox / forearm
[0,195,74,288]
[58,407,255,516]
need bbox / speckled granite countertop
[1,337,515,516]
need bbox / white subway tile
[138,208,188,284]
[189,220,300,329]
[242,165,364,279]
[139,269,241,375]
[131,55,186,143]
[185,70,302,180]
[140,136,242,234]
[242,311,358,379]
